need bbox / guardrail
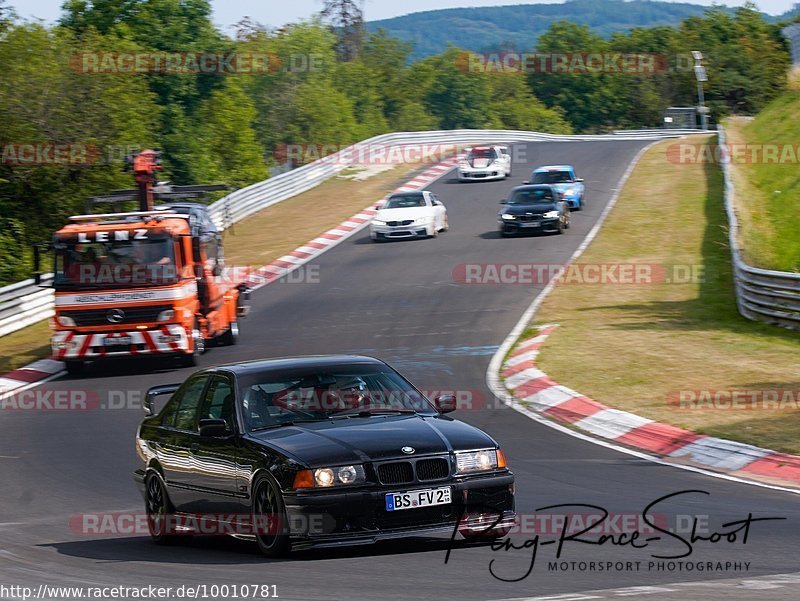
[205,128,703,230]
[783,23,800,65]
[0,128,696,338]
[0,274,54,338]
[718,124,800,330]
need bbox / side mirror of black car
[434,394,457,414]
[199,418,230,437]
[143,384,180,416]
[522,180,530,184]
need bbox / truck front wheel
[220,320,239,346]
[181,321,205,367]
[64,361,85,376]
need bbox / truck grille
[60,305,171,326]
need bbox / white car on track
[457,146,512,182]
[370,190,448,241]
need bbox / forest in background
[0,0,792,284]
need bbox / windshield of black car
[507,189,555,205]
[53,236,179,289]
[532,171,573,184]
[384,195,426,209]
[240,365,436,430]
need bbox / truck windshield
[54,238,179,289]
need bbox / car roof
[207,355,387,377]
[388,191,425,198]
[534,165,574,172]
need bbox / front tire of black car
[253,476,291,558]
[145,473,177,545]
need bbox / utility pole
[692,51,709,131]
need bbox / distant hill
[368,0,755,60]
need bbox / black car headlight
[455,448,507,474]
[293,465,366,488]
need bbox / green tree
[423,47,493,129]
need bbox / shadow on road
[43,535,485,564]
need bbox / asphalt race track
[1,140,798,601]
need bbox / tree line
[0,0,790,284]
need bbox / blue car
[527,165,585,210]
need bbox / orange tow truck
[37,150,249,374]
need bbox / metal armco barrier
[783,23,800,65]
[0,274,54,337]
[204,128,702,230]
[0,128,696,338]
[718,125,800,330]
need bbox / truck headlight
[543,210,560,218]
[57,316,76,327]
[455,449,506,474]
[157,309,175,322]
[293,465,366,488]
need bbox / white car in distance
[457,146,512,182]
[370,191,448,242]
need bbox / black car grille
[377,457,451,485]
[377,462,414,485]
[416,458,450,481]
[386,220,414,227]
[517,214,544,222]
[61,305,171,326]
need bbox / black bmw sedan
[498,184,571,236]
[134,355,515,557]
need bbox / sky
[9,0,799,34]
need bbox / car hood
[374,207,431,222]
[248,415,496,466]
[550,182,579,193]
[464,157,494,169]
[502,204,557,215]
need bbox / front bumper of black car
[283,471,515,549]
[499,217,561,233]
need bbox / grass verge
[724,85,800,272]
[0,163,426,374]
[530,136,800,454]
